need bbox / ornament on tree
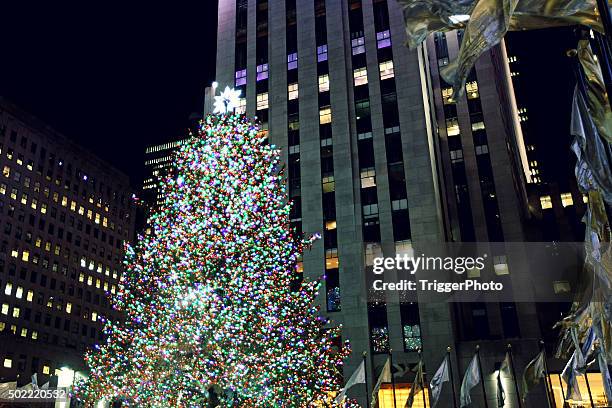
[73,110,356,407]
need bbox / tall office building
[215,1,548,406]
[0,98,135,384]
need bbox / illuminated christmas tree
[73,111,354,407]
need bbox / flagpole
[540,341,554,408]
[389,349,397,408]
[447,347,458,408]
[363,351,371,408]
[558,373,567,404]
[584,371,595,408]
[419,350,427,408]
[476,346,489,408]
[507,344,523,408]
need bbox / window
[540,195,553,210]
[472,121,485,131]
[322,176,335,193]
[446,118,460,136]
[4,283,12,296]
[379,60,394,80]
[494,255,509,276]
[318,74,330,93]
[43,365,50,375]
[3,358,12,368]
[287,52,298,70]
[256,63,268,81]
[317,44,328,62]
[26,290,33,302]
[353,67,368,86]
[236,98,247,115]
[12,307,20,318]
[319,107,332,124]
[363,203,379,217]
[66,302,72,314]
[561,193,573,207]
[391,199,408,210]
[235,69,247,86]
[351,36,365,55]
[450,149,463,163]
[466,81,479,99]
[288,83,299,100]
[2,166,9,177]
[360,168,376,188]
[475,145,488,155]
[325,248,339,269]
[376,30,391,48]
[256,93,269,110]
[403,324,422,351]
[442,87,454,104]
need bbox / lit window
[20,193,28,205]
[235,69,247,86]
[3,358,12,368]
[561,193,573,207]
[287,52,298,70]
[43,365,50,375]
[317,44,328,62]
[4,283,12,295]
[288,83,299,100]
[475,145,489,155]
[325,248,339,269]
[318,74,330,93]
[12,307,20,318]
[87,209,92,219]
[31,331,38,340]
[472,121,485,131]
[21,250,29,262]
[351,36,365,55]
[70,201,76,211]
[360,168,376,188]
[554,281,571,294]
[87,276,93,286]
[66,303,72,314]
[379,60,394,80]
[256,93,269,110]
[20,328,27,337]
[362,203,379,217]
[466,81,479,99]
[91,312,98,322]
[450,149,463,163]
[31,198,38,210]
[256,63,269,81]
[26,290,33,302]
[403,324,422,351]
[322,176,335,193]
[540,195,553,209]
[353,67,368,86]
[1,303,8,315]
[0,322,4,331]
[494,255,510,275]
[2,166,9,177]
[79,273,85,283]
[78,206,85,215]
[442,88,454,104]
[319,107,332,124]
[391,199,408,210]
[15,286,23,299]
[325,220,337,230]
[0,183,5,195]
[10,250,18,258]
[61,196,68,207]
[376,30,391,48]
[446,118,460,136]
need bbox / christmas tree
[73,112,354,407]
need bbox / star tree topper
[213,86,242,114]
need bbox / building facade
[0,98,135,385]
[214,0,559,406]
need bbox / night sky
[0,2,577,190]
[0,1,219,186]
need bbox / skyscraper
[0,98,135,385]
[215,1,548,405]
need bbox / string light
[73,113,357,407]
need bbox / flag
[406,358,425,407]
[598,349,612,402]
[0,381,17,399]
[562,350,583,400]
[31,372,38,390]
[335,360,366,403]
[497,352,511,407]
[460,354,481,407]
[40,382,49,389]
[429,355,450,408]
[371,358,392,407]
[399,0,610,99]
[520,350,546,402]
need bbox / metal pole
[420,350,428,408]
[364,352,371,408]
[594,0,612,103]
[507,344,523,408]
[476,346,489,408]
[540,342,554,408]
[584,371,595,408]
[447,347,459,408]
[595,0,612,42]
[558,373,567,403]
[389,349,397,408]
